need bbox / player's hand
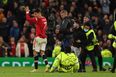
[25,6,30,12]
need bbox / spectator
[6,10,15,28]
[16,36,29,57]
[101,42,112,58]
[9,37,16,57]
[52,39,61,58]
[60,10,74,50]
[0,8,5,23]
[0,17,9,42]
[100,0,110,14]
[29,27,35,43]
[10,20,20,41]
[0,36,10,57]
[102,14,112,34]
[28,27,35,57]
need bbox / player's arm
[49,53,61,72]
[25,6,37,24]
[52,49,56,58]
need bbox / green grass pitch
[0,66,116,77]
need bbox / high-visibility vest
[114,21,116,31]
[2,0,8,5]
[86,29,97,51]
[112,41,116,48]
[112,21,116,48]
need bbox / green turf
[0,66,116,77]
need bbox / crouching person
[49,46,79,73]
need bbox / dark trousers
[112,48,116,71]
[80,49,97,70]
[94,45,103,70]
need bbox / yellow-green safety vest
[114,21,116,31]
[112,41,116,48]
[86,29,97,51]
[2,0,8,5]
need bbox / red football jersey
[26,13,47,38]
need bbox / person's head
[64,46,71,53]
[12,20,18,27]
[55,28,60,34]
[22,26,27,33]
[60,10,68,19]
[103,34,107,41]
[83,16,90,23]
[9,37,15,44]
[55,39,61,46]
[102,43,108,49]
[31,27,35,33]
[88,6,92,12]
[19,35,26,43]
[83,22,91,32]
[97,29,103,36]
[60,4,64,11]
[107,40,111,47]
[73,19,80,29]
[2,17,7,23]
[7,10,13,17]
[24,20,30,26]
[32,8,42,18]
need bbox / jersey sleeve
[26,12,37,24]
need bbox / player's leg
[94,45,106,71]
[73,60,80,72]
[111,48,116,73]
[40,42,50,72]
[31,38,40,72]
[79,50,87,72]
[88,51,97,72]
[31,51,39,72]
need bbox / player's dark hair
[64,46,71,53]
[33,8,41,13]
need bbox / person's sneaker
[30,69,37,72]
[45,64,50,72]
[82,69,86,72]
[78,69,86,72]
[100,68,106,71]
[92,69,97,72]
[111,70,115,73]
[110,69,115,73]
[78,69,83,72]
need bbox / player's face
[33,12,41,17]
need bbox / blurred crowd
[0,0,116,57]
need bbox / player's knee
[33,51,38,60]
